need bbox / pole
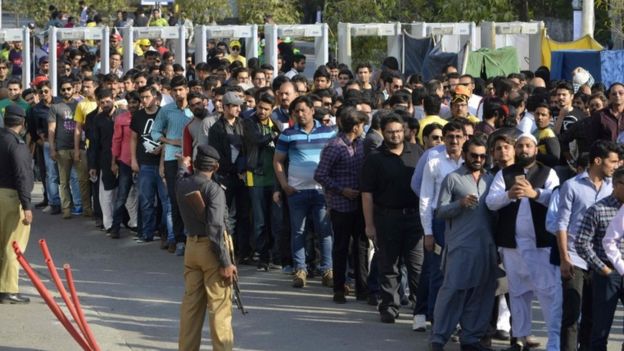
[581,0,595,38]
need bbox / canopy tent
[541,29,602,69]
[550,50,624,89]
[464,47,520,79]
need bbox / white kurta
[486,167,562,351]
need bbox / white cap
[515,133,538,146]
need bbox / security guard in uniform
[176,144,236,351]
[0,105,34,304]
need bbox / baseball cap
[223,91,244,106]
[229,40,241,48]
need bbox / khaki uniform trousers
[0,188,30,293]
[57,149,92,213]
[179,236,233,351]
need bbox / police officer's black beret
[4,104,26,125]
[196,144,220,162]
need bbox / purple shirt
[314,133,364,213]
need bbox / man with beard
[360,113,424,323]
[181,92,217,165]
[131,86,173,244]
[486,134,562,351]
[430,137,497,351]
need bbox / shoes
[380,309,398,323]
[367,293,379,306]
[281,265,294,274]
[62,209,72,219]
[524,336,540,348]
[34,201,48,209]
[160,239,169,250]
[322,269,334,287]
[94,218,103,227]
[268,262,282,270]
[136,236,153,243]
[493,329,510,341]
[0,293,30,304]
[128,226,138,233]
[450,327,462,343]
[333,291,347,304]
[430,343,445,351]
[502,344,528,351]
[110,231,120,239]
[293,269,307,288]
[167,242,176,253]
[412,314,427,331]
[71,206,83,216]
[461,343,494,351]
[175,242,185,256]
[256,263,269,272]
[50,205,61,215]
[42,205,52,213]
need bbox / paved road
[1,183,624,350]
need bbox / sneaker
[71,206,83,216]
[322,269,334,288]
[292,269,307,288]
[412,314,427,331]
[160,239,169,250]
[380,310,397,323]
[281,265,294,274]
[167,242,176,253]
[136,236,153,243]
[256,263,269,272]
[42,205,52,213]
[175,242,185,256]
[268,262,283,270]
[34,201,48,209]
[62,209,72,219]
[110,231,120,239]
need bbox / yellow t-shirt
[225,54,247,67]
[75,97,98,125]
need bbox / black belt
[374,206,418,216]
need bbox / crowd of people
[1,5,624,351]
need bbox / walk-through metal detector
[408,22,477,53]
[337,22,401,70]
[264,24,329,78]
[120,26,186,72]
[0,27,31,88]
[481,21,544,71]
[194,25,258,64]
[48,26,107,95]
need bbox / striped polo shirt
[276,120,336,190]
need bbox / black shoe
[380,310,397,323]
[50,205,61,215]
[34,201,48,209]
[356,293,368,301]
[0,293,30,304]
[136,236,153,243]
[461,343,494,351]
[333,291,347,304]
[110,231,120,239]
[430,343,445,351]
[128,226,138,233]
[256,263,269,272]
[493,329,510,341]
[367,294,379,306]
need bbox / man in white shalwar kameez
[486,134,562,351]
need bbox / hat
[4,104,26,125]
[572,67,595,93]
[111,33,122,41]
[195,144,221,161]
[38,56,49,64]
[515,133,538,146]
[31,75,49,88]
[223,91,244,106]
[452,85,470,103]
[229,40,241,48]
[138,38,151,46]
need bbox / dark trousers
[330,209,368,296]
[561,266,592,351]
[591,270,624,351]
[375,211,424,316]
[35,143,48,202]
[249,185,283,265]
[111,162,134,233]
[164,160,185,243]
[222,175,251,259]
[414,251,432,318]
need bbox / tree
[237,0,302,24]
[173,0,231,24]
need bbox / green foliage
[174,0,231,24]
[4,0,133,27]
[237,0,302,24]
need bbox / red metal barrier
[65,264,100,351]
[12,241,93,351]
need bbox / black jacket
[242,112,279,175]
[208,116,246,176]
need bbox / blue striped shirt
[276,120,336,190]
[151,102,193,161]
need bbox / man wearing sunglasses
[430,136,497,351]
[225,40,247,68]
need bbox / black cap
[4,104,26,125]
[196,144,220,162]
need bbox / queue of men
[2,29,624,351]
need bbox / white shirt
[518,112,537,135]
[468,94,482,119]
[284,68,299,79]
[419,150,463,235]
[603,206,624,275]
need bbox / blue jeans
[111,162,134,233]
[138,164,173,241]
[287,189,333,272]
[43,142,61,206]
[249,186,283,265]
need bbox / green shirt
[0,98,30,117]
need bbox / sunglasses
[61,87,72,92]
[231,47,240,51]
[470,153,487,160]
[39,89,50,94]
